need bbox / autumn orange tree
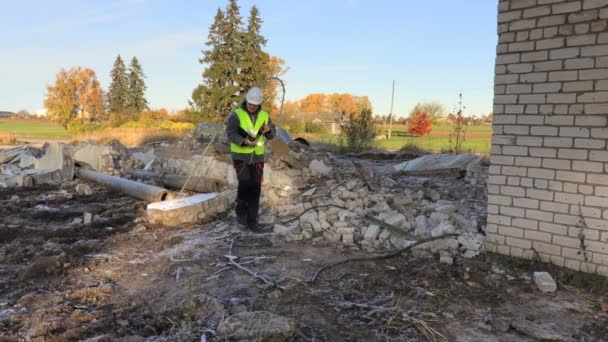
[294,93,372,115]
[407,111,432,136]
[44,67,105,128]
[299,93,328,113]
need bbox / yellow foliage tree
[328,93,357,116]
[300,93,328,113]
[44,67,105,128]
[139,108,169,122]
[282,100,300,114]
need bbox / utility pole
[387,80,395,139]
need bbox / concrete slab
[393,154,480,175]
[34,142,74,180]
[147,192,222,226]
[0,146,26,164]
[72,141,111,172]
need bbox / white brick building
[489,0,608,276]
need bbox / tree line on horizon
[40,0,488,139]
[43,55,148,129]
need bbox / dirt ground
[1,181,608,341]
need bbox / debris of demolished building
[0,129,488,264]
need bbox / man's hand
[244,138,257,146]
[261,124,270,134]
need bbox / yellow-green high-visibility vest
[230,107,269,156]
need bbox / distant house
[0,111,14,118]
[309,112,343,134]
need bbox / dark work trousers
[233,161,264,228]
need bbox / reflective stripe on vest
[230,108,269,156]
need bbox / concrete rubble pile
[0,129,489,263]
[0,143,73,188]
[0,139,140,189]
[268,153,488,263]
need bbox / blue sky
[0,0,498,117]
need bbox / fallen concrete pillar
[127,169,222,193]
[147,191,235,226]
[75,168,169,202]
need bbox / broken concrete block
[76,183,93,196]
[259,214,276,226]
[29,169,63,185]
[274,224,298,236]
[381,177,398,188]
[393,196,413,207]
[338,210,357,222]
[323,231,341,242]
[450,213,477,232]
[463,250,480,259]
[435,204,457,214]
[0,174,17,188]
[431,221,455,237]
[14,173,33,187]
[299,210,318,223]
[71,141,111,172]
[147,193,219,227]
[416,237,459,252]
[320,220,331,230]
[309,159,332,176]
[309,220,322,232]
[385,213,406,229]
[336,227,355,235]
[341,190,358,200]
[131,148,155,166]
[0,146,26,164]
[345,179,359,190]
[342,233,355,246]
[364,225,381,241]
[458,233,485,251]
[34,142,74,180]
[83,212,93,225]
[415,215,427,229]
[18,154,36,168]
[429,212,449,227]
[389,235,410,249]
[278,203,305,217]
[533,272,557,293]
[378,230,391,241]
[302,229,313,240]
[439,250,453,264]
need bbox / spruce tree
[108,55,129,115]
[127,56,148,113]
[191,0,246,123]
[240,5,268,94]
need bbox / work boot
[247,222,262,233]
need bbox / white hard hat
[245,87,263,105]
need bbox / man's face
[246,102,259,113]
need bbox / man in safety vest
[226,86,276,231]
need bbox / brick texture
[490,0,608,278]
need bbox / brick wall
[489,0,608,276]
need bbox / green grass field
[0,118,493,154]
[0,119,72,140]
[304,124,493,155]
